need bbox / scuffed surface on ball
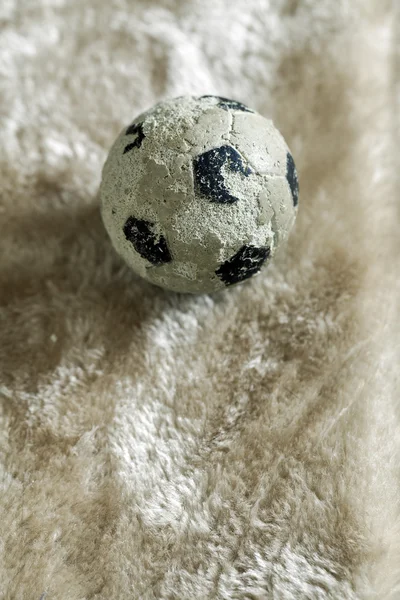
[100,95,298,293]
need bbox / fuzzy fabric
[0,1,399,599]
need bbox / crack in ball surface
[193,145,252,204]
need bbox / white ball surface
[100,95,298,294]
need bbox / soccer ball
[100,95,298,294]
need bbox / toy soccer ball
[100,95,298,293]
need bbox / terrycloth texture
[0,1,399,598]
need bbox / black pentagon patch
[123,217,172,265]
[286,152,299,207]
[200,95,254,113]
[123,122,145,154]
[193,145,252,204]
[216,245,270,286]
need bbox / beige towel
[0,1,399,598]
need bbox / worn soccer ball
[100,95,299,294]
